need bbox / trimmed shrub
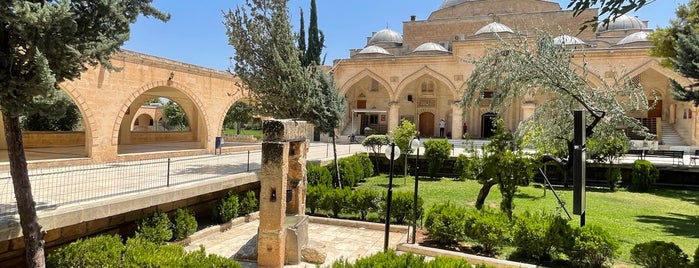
[347,188,380,221]
[512,210,573,262]
[606,166,622,192]
[330,249,474,268]
[424,202,469,245]
[306,184,327,215]
[464,208,511,255]
[423,139,452,179]
[631,240,690,268]
[320,187,351,218]
[454,154,481,181]
[213,191,239,223]
[47,234,123,267]
[172,208,197,241]
[569,225,618,267]
[307,163,333,187]
[630,159,658,192]
[380,191,424,225]
[327,158,362,188]
[135,211,173,244]
[354,153,374,179]
[239,190,258,215]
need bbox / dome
[474,22,514,35]
[367,29,403,45]
[413,42,449,53]
[598,14,646,31]
[553,35,588,46]
[438,0,475,9]
[617,31,650,45]
[358,45,392,55]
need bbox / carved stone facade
[333,0,697,146]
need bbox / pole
[166,158,171,187]
[384,142,396,251]
[412,146,419,244]
[247,151,250,172]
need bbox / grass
[221,128,262,138]
[355,174,699,264]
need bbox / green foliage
[47,234,123,267]
[135,211,173,244]
[424,202,469,245]
[307,163,333,187]
[239,190,258,215]
[423,138,452,179]
[224,101,254,134]
[329,249,475,268]
[667,31,699,106]
[306,184,327,215]
[361,134,390,154]
[21,90,81,131]
[588,135,629,164]
[631,240,690,268]
[161,100,189,131]
[631,159,658,192]
[380,191,424,225]
[454,152,482,182]
[330,157,362,188]
[347,188,380,220]
[512,210,573,262]
[694,244,699,268]
[649,0,699,66]
[569,225,619,268]
[355,153,374,178]
[213,191,239,223]
[172,208,197,241]
[321,187,351,218]
[464,208,511,255]
[392,119,418,155]
[305,68,346,136]
[605,167,622,192]
[567,0,653,32]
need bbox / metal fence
[0,142,367,217]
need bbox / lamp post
[409,136,420,244]
[383,142,400,251]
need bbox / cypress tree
[305,0,324,66]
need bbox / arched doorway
[481,112,497,138]
[419,112,435,137]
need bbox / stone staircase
[661,121,687,146]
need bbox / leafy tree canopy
[224,101,254,130]
[162,101,188,131]
[20,90,80,131]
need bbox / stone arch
[626,59,690,84]
[395,66,458,100]
[215,93,251,137]
[338,69,394,99]
[111,80,209,145]
[59,84,96,157]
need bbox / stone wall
[19,132,85,148]
[130,131,196,144]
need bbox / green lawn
[356,175,699,263]
[221,128,262,138]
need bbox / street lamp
[409,136,420,244]
[383,142,400,251]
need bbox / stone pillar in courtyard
[257,119,309,267]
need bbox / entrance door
[419,112,435,137]
[648,100,662,118]
[481,112,497,138]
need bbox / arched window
[421,81,434,94]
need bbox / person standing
[439,118,446,138]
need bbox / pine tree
[668,32,699,105]
[297,8,307,65]
[305,0,324,66]
[0,2,168,267]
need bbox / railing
[0,142,367,216]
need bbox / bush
[424,202,469,245]
[380,191,423,225]
[330,249,474,268]
[354,153,374,178]
[135,211,173,244]
[347,188,380,221]
[213,191,239,223]
[464,208,511,255]
[606,167,622,192]
[307,163,333,187]
[327,158,362,188]
[454,154,481,181]
[569,225,618,267]
[320,187,351,218]
[239,190,258,215]
[630,159,658,192]
[306,184,327,215]
[423,139,452,179]
[172,208,197,241]
[694,244,699,268]
[512,210,573,262]
[631,240,690,268]
[47,234,124,267]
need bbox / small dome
[413,42,449,53]
[553,35,588,46]
[358,45,392,55]
[474,22,514,35]
[617,31,650,45]
[598,14,646,31]
[367,29,403,45]
[438,0,475,9]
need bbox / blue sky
[122,0,689,71]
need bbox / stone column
[388,102,400,132]
[451,102,463,139]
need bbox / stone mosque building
[332,0,697,146]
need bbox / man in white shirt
[439,119,446,138]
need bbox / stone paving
[184,219,408,267]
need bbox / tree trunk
[475,179,497,210]
[331,134,341,188]
[236,121,242,135]
[3,113,45,267]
